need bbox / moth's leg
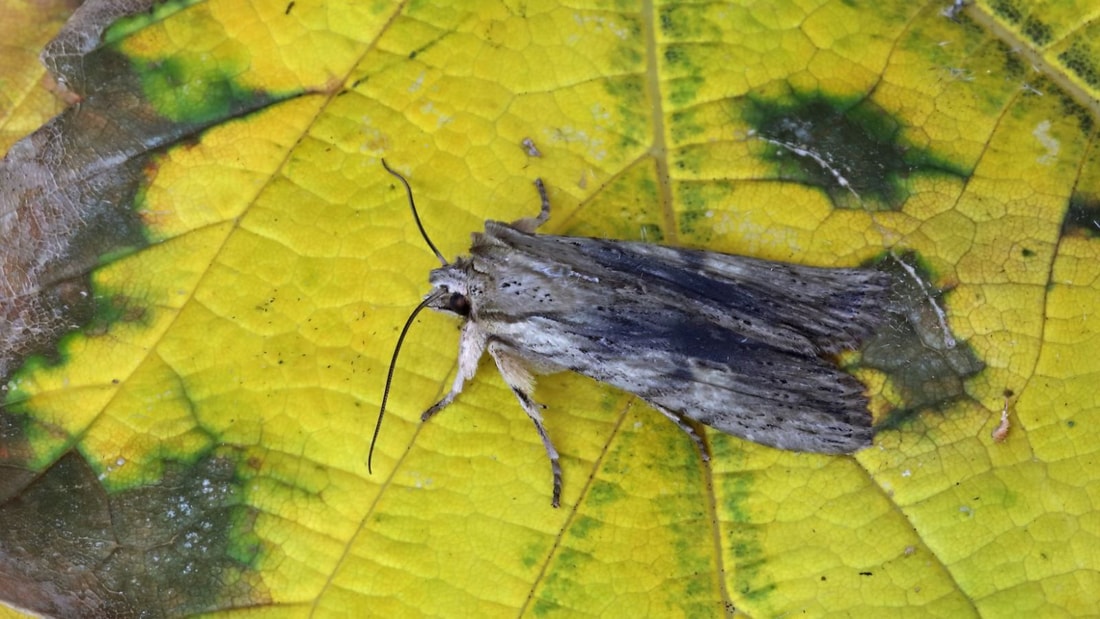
[487,340,563,508]
[650,404,711,462]
[423,321,488,421]
[511,179,552,233]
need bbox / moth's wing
[580,333,875,453]
[514,284,874,453]
[479,223,890,356]
[468,224,880,453]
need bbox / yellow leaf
[2,0,1098,616]
[0,0,72,150]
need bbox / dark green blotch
[531,546,591,617]
[659,6,677,36]
[676,181,721,241]
[613,43,643,69]
[531,597,562,617]
[0,278,149,394]
[604,76,644,105]
[862,252,985,432]
[91,290,154,333]
[603,76,648,150]
[670,108,706,143]
[743,93,966,211]
[131,56,273,125]
[519,542,542,569]
[1056,91,1094,134]
[0,449,263,617]
[101,1,200,45]
[998,40,1026,79]
[719,467,752,523]
[568,514,602,540]
[610,16,644,69]
[990,0,1022,23]
[657,3,720,40]
[739,577,777,601]
[1022,16,1053,46]
[726,527,772,601]
[2,287,98,384]
[669,76,705,107]
[1058,43,1100,90]
[0,288,153,392]
[1061,194,1100,238]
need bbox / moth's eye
[447,293,471,316]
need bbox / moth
[370,161,889,507]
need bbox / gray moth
[370,161,890,507]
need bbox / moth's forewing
[456,223,885,454]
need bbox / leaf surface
[1,1,1097,616]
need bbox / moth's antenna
[368,289,448,474]
[381,159,448,266]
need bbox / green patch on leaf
[608,15,643,69]
[101,0,204,45]
[603,76,649,150]
[0,449,267,616]
[586,479,627,507]
[1021,16,1053,46]
[863,252,985,432]
[669,75,705,108]
[668,107,706,145]
[677,180,737,242]
[130,55,271,125]
[723,494,773,602]
[989,0,1024,23]
[1054,90,1094,134]
[1058,41,1100,90]
[87,292,154,335]
[1061,193,1100,238]
[658,4,722,40]
[569,514,604,540]
[534,546,592,615]
[742,93,967,211]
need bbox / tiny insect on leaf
[370,161,890,508]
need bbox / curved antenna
[368,289,447,474]
[381,159,448,266]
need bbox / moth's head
[426,259,472,317]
